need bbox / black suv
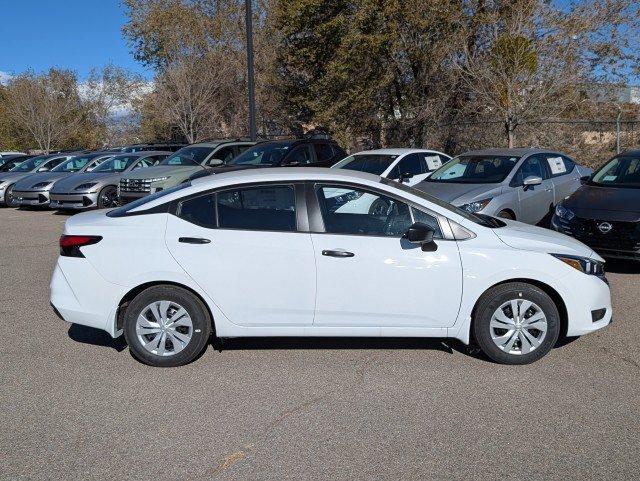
[552,149,640,260]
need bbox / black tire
[473,282,560,365]
[97,185,118,209]
[4,184,17,207]
[123,285,212,367]
[497,209,515,220]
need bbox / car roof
[111,150,171,158]
[184,140,255,148]
[352,148,448,156]
[620,149,640,156]
[461,148,564,157]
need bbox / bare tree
[4,69,85,152]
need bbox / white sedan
[332,148,451,186]
[50,168,612,367]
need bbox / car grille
[120,178,151,193]
[561,217,640,251]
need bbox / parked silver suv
[417,148,592,224]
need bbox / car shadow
[68,323,127,352]
[211,336,457,355]
[604,259,640,274]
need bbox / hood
[13,171,73,190]
[563,184,640,222]
[0,171,38,185]
[417,181,504,205]
[493,219,600,260]
[122,165,202,180]
[50,172,119,193]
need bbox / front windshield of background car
[333,154,398,175]
[51,155,95,173]
[10,156,47,172]
[427,155,520,184]
[230,142,291,166]
[380,177,506,228]
[160,147,213,166]
[0,157,26,172]
[92,156,139,173]
[590,155,640,188]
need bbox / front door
[165,184,316,327]
[310,184,463,328]
[514,155,555,224]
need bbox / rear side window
[179,194,216,228]
[314,143,334,162]
[217,185,296,231]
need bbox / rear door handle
[179,237,211,244]
[322,249,354,258]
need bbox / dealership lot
[1,208,639,480]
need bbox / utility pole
[245,0,257,141]
[615,109,622,154]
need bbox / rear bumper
[50,259,127,337]
[50,192,99,210]
[14,189,50,207]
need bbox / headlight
[75,182,98,191]
[461,198,492,213]
[32,181,52,189]
[147,177,169,183]
[551,254,604,276]
[555,204,575,220]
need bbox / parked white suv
[51,168,611,367]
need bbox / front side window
[512,156,547,185]
[207,146,235,165]
[52,155,94,172]
[591,155,640,187]
[332,154,398,175]
[316,185,437,237]
[230,142,292,166]
[160,147,214,166]
[93,156,140,173]
[11,156,47,172]
[217,185,296,231]
[285,145,314,165]
[389,154,426,179]
[428,155,520,184]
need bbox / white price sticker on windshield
[547,156,566,175]
[425,155,443,171]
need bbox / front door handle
[322,249,354,258]
[179,237,211,244]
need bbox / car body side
[51,169,611,343]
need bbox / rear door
[165,183,316,327]
[513,155,555,224]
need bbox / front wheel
[123,286,212,367]
[4,184,18,207]
[472,282,560,364]
[97,185,118,209]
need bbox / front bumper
[0,186,6,204]
[13,189,51,207]
[50,192,99,210]
[552,214,640,260]
[561,270,612,337]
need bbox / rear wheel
[97,185,118,209]
[473,282,560,364]
[123,286,212,367]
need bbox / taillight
[59,235,102,257]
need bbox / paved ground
[1,208,639,481]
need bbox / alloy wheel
[490,299,548,355]
[100,188,118,208]
[136,300,193,357]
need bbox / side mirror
[37,166,50,172]
[580,175,591,184]
[400,172,414,183]
[523,175,542,190]
[208,158,224,166]
[405,222,435,250]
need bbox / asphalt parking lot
[1,208,639,480]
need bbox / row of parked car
[4,137,639,261]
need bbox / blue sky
[0,0,153,80]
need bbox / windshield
[380,177,505,228]
[10,156,48,172]
[230,142,291,166]
[160,146,214,166]
[428,155,520,184]
[93,156,139,173]
[0,158,26,172]
[333,154,398,175]
[590,155,640,188]
[52,155,95,173]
